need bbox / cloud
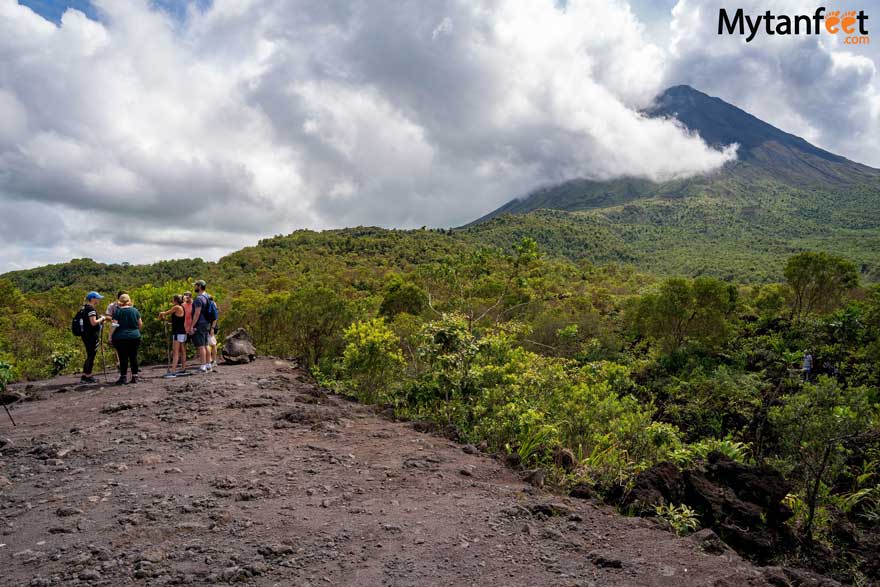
[664,0,880,166]
[0,0,742,271]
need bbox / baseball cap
[194,280,207,288]
[86,291,104,300]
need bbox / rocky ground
[1,359,791,586]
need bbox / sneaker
[162,371,177,379]
[198,365,209,374]
[80,375,98,384]
[130,375,140,384]
[211,361,218,369]
[114,377,127,386]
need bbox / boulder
[621,461,686,513]
[620,452,796,563]
[221,328,257,364]
[689,528,731,555]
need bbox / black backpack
[71,306,86,337]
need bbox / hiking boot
[130,375,140,384]
[114,377,127,386]
[80,375,98,384]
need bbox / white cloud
[0,0,747,271]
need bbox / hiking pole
[99,336,108,383]
[2,404,15,427]
[164,321,172,373]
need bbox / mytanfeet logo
[719,7,869,44]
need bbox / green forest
[1,227,878,581]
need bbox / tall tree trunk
[804,443,833,542]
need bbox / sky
[1,0,878,272]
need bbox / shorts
[173,334,187,343]
[191,323,211,347]
[208,335,217,346]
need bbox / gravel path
[0,359,772,586]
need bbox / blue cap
[86,291,104,300]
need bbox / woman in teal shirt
[113,293,143,385]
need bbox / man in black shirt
[80,292,107,383]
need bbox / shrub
[342,318,405,404]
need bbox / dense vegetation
[463,172,880,283]
[1,227,878,580]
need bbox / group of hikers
[74,280,219,385]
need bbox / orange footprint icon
[841,10,857,34]
[825,10,841,33]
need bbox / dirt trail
[0,359,772,586]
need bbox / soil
[1,359,776,586]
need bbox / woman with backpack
[76,292,107,384]
[158,294,187,377]
[113,294,143,385]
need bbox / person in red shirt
[182,291,194,372]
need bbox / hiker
[206,293,219,369]
[189,280,215,373]
[182,291,193,355]
[104,291,126,366]
[113,293,143,385]
[158,294,187,376]
[802,350,813,382]
[77,292,107,384]
[209,322,219,369]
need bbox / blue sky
[18,0,212,23]
[18,0,98,22]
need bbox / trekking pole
[164,321,172,372]
[2,404,15,427]
[99,336,108,383]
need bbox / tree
[633,277,737,353]
[378,275,428,318]
[285,284,352,367]
[770,377,877,540]
[342,318,405,403]
[784,252,858,321]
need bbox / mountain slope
[466,86,880,281]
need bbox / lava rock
[222,328,257,364]
[689,528,731,555]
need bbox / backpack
[205,299,219,323]
[71,306,86,337]
[200,294,219,323]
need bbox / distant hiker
[182,291,194,345]
[104,291,126,366]
[113,294,143,385]
[159,294,187,376]
[802,351,813,382]
[206,293,219,369]
[209,322,219,369]
[74,292,107,384]
[189,281,214,374]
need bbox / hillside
[3,227,471,295]
[467,85,880,282]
